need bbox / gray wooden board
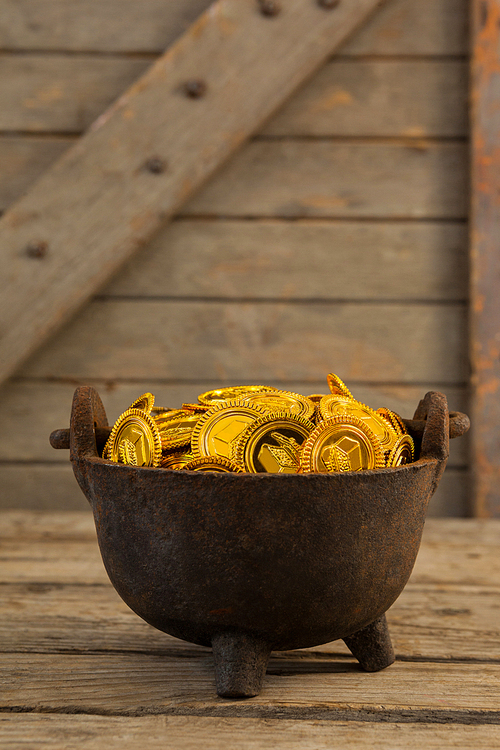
[1,652,500,712]
[0,0,468,55]
[182,141,468,219]
[0,464,467,517]
[0,0,398,388]
[103,219,468,301]
[0,55,150,132]
[0,380,468,464]
[1,716,500,750]
[0,0,212,54]
[0,58,468,137]
[0,139,468,217]
[262,60,468,138]
[18,300,468,383]
[0,136,70,212]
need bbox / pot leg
[343,614,395,672]
[211,631,271,698]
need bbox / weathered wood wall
[0,0,470,514]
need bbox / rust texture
[470,0,500,516]
[51,386,468,698]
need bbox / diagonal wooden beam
[470,0,500,516]
[0,0,386,387]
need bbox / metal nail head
[25,241,48,259]
[184,80,207,98]
[145,157,167,174]
[258,0,281,16]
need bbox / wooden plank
[18,300,467,383]
[0,0,467,55]
[341,0,469,56]
[1,653,500,713]
[0,58,468,137]
[183,141,468,219]
[0,463,89,511]
[0,380,468,464]
[0,55,150,132]
[0,0,390,389]
[470,0,500,517]
[0,136,70,211]
[0,139,469,217]
[0,0,212,53]
[0,717,499,750]
[263,60,468,138]
[2,578,498,660]
[104,219,468,301]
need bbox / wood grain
[1,652,500,712]
[0,55,150,132]
[263,60,468,138]
[104,219,468,301]
[0,0,212,53]
[1,715,499,750]
[0,0,390,388]
[2,578,498,660]
[0,58,468,137]
[0,139,469,217]
[0,136,70,211]
[183,141,468,219]
[18,300,467,383]
[340,0,468,56]
[0,0,467,55]
[470,0,500,517]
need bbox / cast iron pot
[51,386,469,698]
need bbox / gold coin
[161,451,194,470]
[191,401,269,460]
[158,412,201,450]
[183,456,244,473]
[233,413,315,473]
[103,408,163,467]
[181,403,210,413]
[300,415,385,473]
[128,392,155,414]
[386,434,414,467]
[319,395,398,450]
[326,373,354,400]
[198,385,277,406]
[153,408,188,426]
[241,390,315,421]
[151,406,173,417]
[376,407,406,437]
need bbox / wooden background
[0,0,470,515]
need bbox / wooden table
[1,512,500,748]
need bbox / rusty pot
[51,386,468,698]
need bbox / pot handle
[412,391,450,463]
[70,385,110,461]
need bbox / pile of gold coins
[103,373,414,474]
